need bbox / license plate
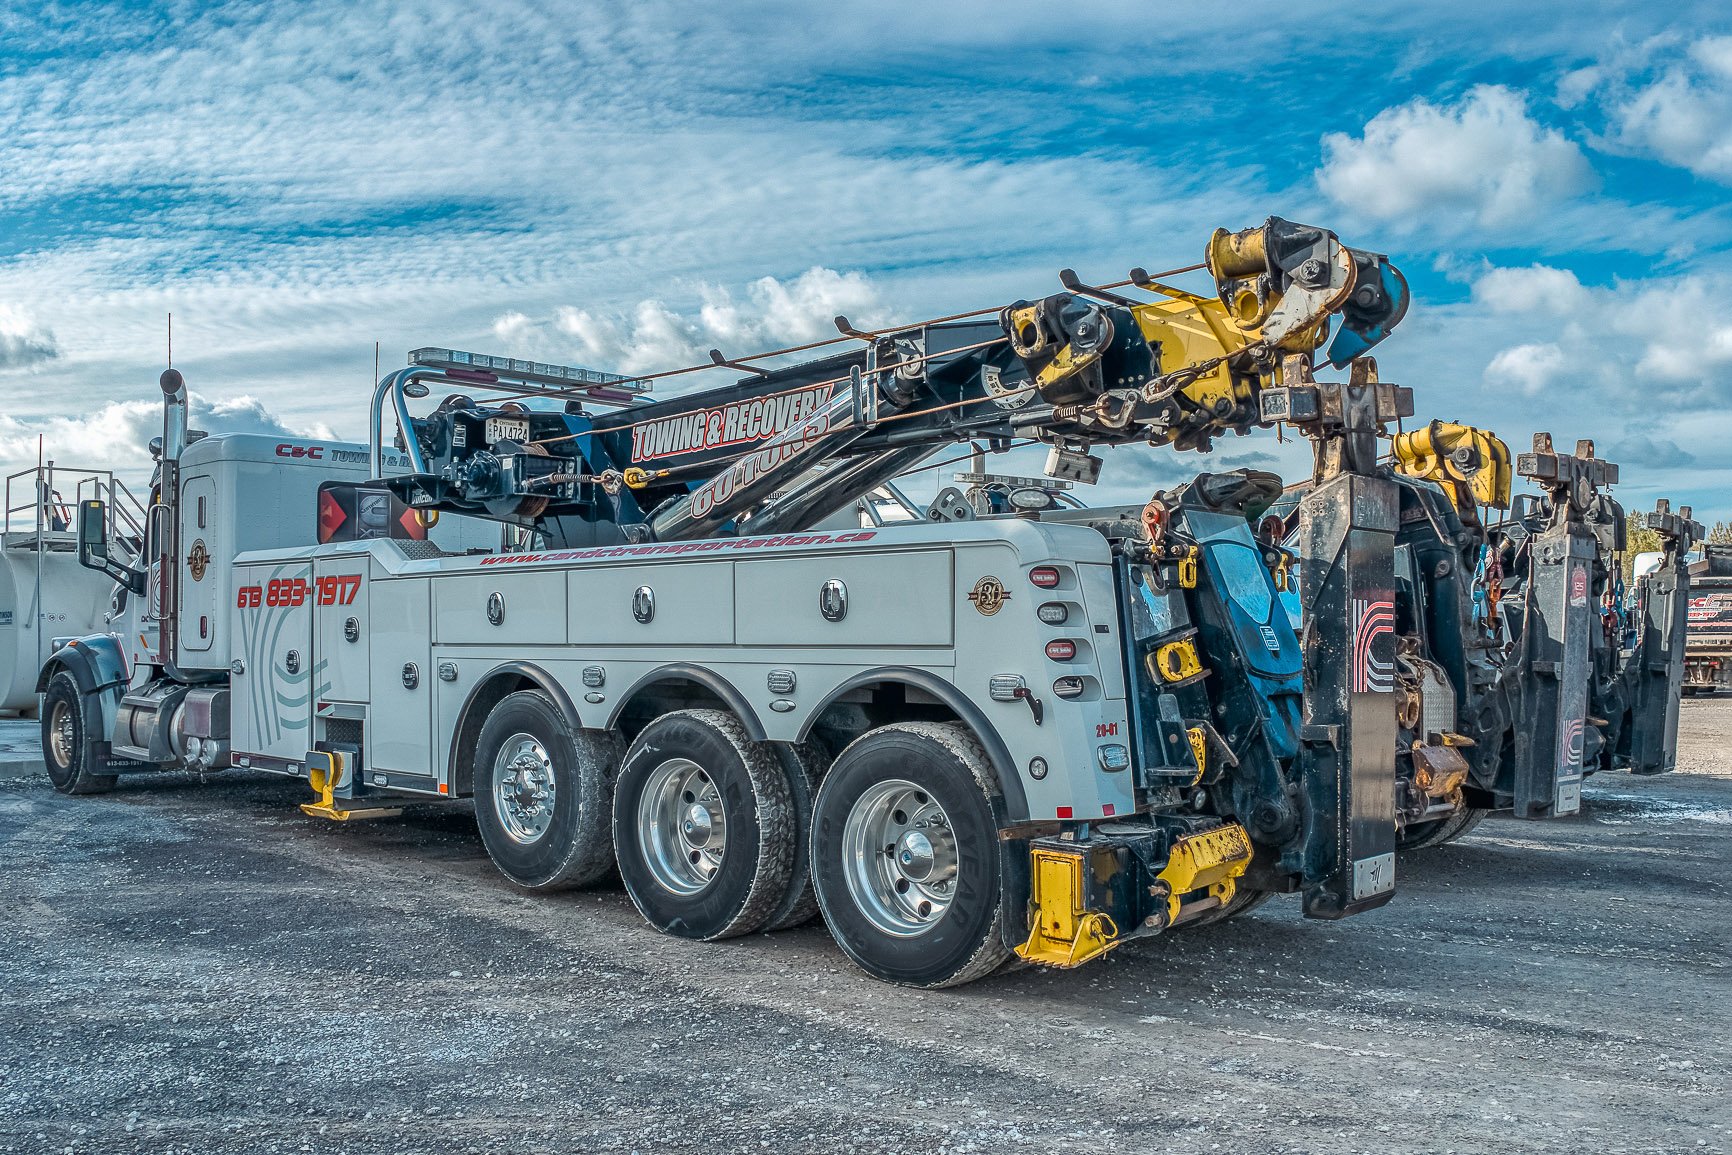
[484,416,531,444]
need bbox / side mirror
[78,500,108,568]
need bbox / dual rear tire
[471,702,1010,987]
[611,710,797,941]
[1397,804,1490,850]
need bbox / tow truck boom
[374,217,1408,543]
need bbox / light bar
[407,348,651,398]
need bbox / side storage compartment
[231,560,316,768]
[366,577,436,785]
[735,551,951,647]
[570,562,734,646]
[434,569,568,645]
[314,556,370,703]
[178,473,220,654]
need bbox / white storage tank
[0,540,117,713]
[0,464,141,714]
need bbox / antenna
[374,341,380,386]
[167,313,172,368]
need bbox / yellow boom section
[1391,420,1513,515]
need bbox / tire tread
[765,740,828,932]
[1398,805,1491,851]
[474,690,619,891]
[41,671,118,796]
[812,720,1010,989]
[614,709,796,942]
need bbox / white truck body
[228,519,1136,822]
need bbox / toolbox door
[230,561,316,764]
[367,578,434,779]
[314,557,370,703]
[178,474,218,652]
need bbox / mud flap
[1512,532,1596,816]
[1627,556,1688,774]
[1295,472,1398,919]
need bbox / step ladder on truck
[45,218,1436,987]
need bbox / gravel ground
[1,704,1728,1155]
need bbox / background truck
[1371,426,1697,848]
[45,219,1443,987]
[1683,544,1732,694]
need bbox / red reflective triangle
[318,491,347,542]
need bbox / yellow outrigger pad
[300,750,402,822]
[1153,824,1252,926]
[1015,845,1120,969]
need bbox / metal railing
[74,471,149,567]
[1,462,150,676]
[2,462,146,555]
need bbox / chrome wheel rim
[638,757,726,896]
[49,700,75,769]
[841,778,958,937]
[492,733,557,844]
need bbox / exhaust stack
[157,368,187,673]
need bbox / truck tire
[613,710,795,941]
[41,671,117,795]
[810,721,1009,988]
[473,690,619,890]
[765,740,829,932]
[1397,805,1490,850]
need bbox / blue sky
[4,0,1732,523]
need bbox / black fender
[36,636,131,754]
[605,663,767,741]
[37,635,129,697]
[447,661,586,794]
[797,665,1029,823]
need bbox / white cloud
[741,268,882,345]
[0,393,337,498]
[0,305,60,371]
[1596,36,1732,182]
[544,266,889,377]
[1468,263,1732,393]
[490,311,533,347]
[1317,85,1595,228]
[1471,264,1591,314]
[1484,342,1566,395]
[1563,35,1732,184]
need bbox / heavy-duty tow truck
[43,218,1440,987]
[1357,424,1699,848]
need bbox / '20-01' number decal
[235,574,360,609]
